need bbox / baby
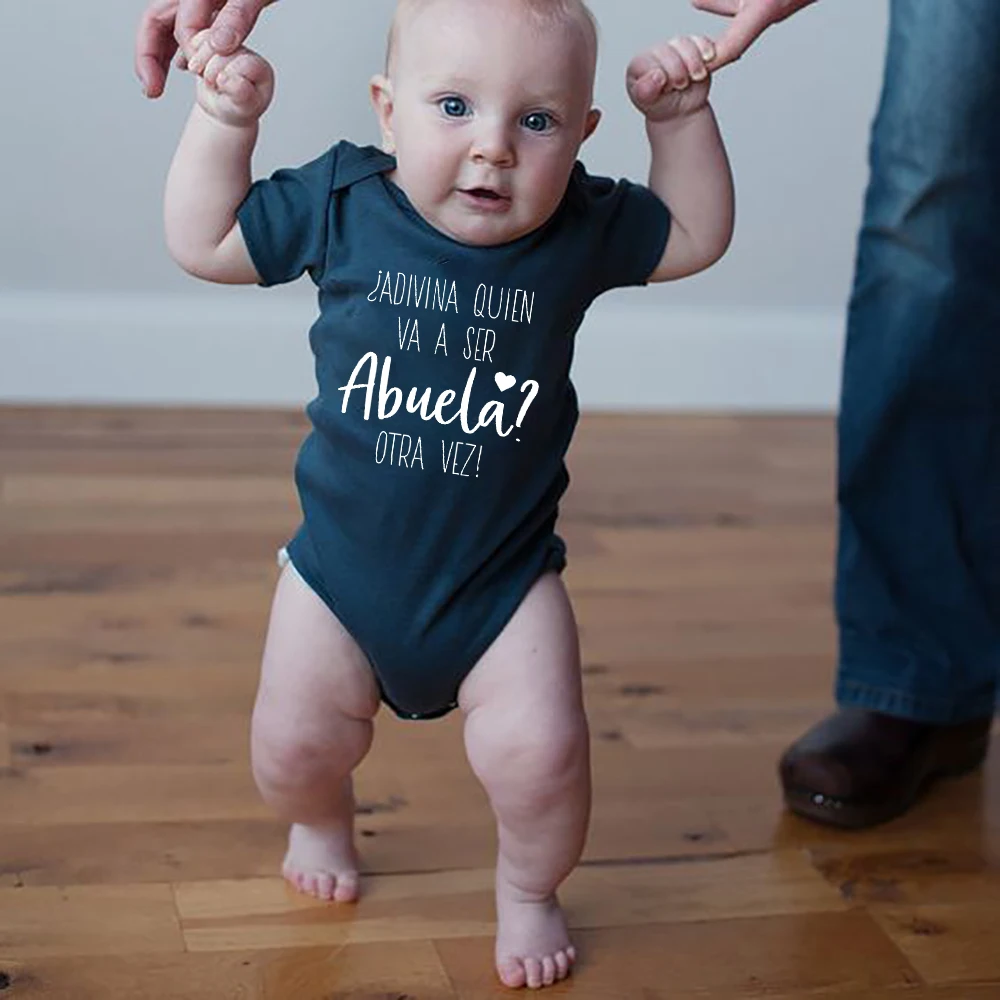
[165,0,734,989]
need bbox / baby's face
[373,0,600,247]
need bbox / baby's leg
[458,572,589,990]
[251,563,381,902]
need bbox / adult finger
[175,0,224,50]
[210,0,273,54]
[708,1,775,68]
[691,0,740,15]
[135,0,182,98]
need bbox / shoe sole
[782,733,991,830]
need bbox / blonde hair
[386,0,599,75]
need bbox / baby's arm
[164,31,274,283]
[627,36,735,282]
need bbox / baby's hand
[183,28,274,126]
[627,36,716,123]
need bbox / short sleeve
[572,166,671,298]
[235,144,340,287]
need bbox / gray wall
[0,1,889,409]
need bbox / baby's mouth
[462,187,509,202]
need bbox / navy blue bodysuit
[237,141,670,720]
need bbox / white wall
[0,0,888,410]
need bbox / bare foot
[282,821,360,903]
[494,875,576,989]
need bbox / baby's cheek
[413,154,452,199]
[528,165,569,214]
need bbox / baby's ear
[582,107,602,142]
[369,75,396,153]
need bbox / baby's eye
[440,96,469,118]
[522,112,554,133]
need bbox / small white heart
[495,373,516,392]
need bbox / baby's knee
[470,709,589,804]
[251,714,371,790]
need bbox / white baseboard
[0,292,843,411]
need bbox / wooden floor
[1,406,998,999]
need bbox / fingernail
[213,26,237,49]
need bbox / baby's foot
[494,876,576,989]
[282,821,360,903]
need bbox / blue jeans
[835,0,1000,724]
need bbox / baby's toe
[554,949,571,980]
[541,955,556,986]
[314,872,335,900]
[333,872,360,903]
[497,956,527,989]
[524,957,543,989]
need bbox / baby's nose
[470,125,516,166]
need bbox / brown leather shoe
[779,708,992,829]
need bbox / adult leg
[459,572,589,990]
[251,563,381,900]
[782,0,1000,827]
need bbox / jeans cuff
[836,676,996,725]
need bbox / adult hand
[136,0,275,99]
[692,0,817,69]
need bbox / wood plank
[0,800,730,890]
[1,503,295,535]
[0,580,273,647]
[809,841,1000,909]
[589,740,790,801]
[576,616,836,665]
[3,474,292,507]
[0,668,258,708]
[0,884,183,958]
[871,902,1000,985]
[8,717,253,768]
[0,944,458,1000]
[0,954,265,1000]
[0,764,269,826]
[436,912,920,998]
[175,851,844,953]
[0,760,412,828]
[260,942,456,999]
[581,655,836,701]
[0,820,286,889]
[0,530,285,573]
[1,473,297,535]
[587,700,828,751]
